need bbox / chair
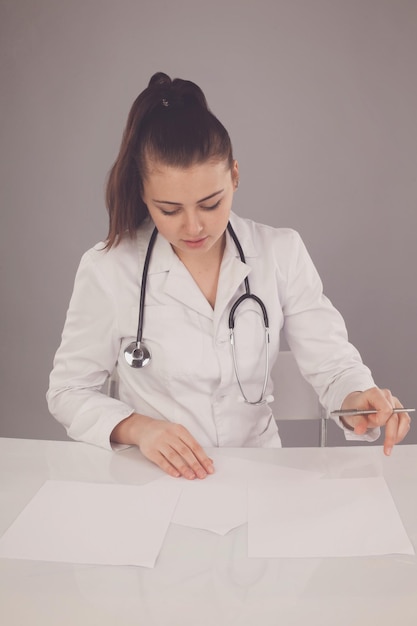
[270,351,328,447]
[105,369,119,399]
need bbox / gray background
[1,0,416,447]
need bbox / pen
[331,408,415,417]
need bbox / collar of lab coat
[139,212,257,321]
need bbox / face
[142,159,239,263]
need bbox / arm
[47,247,135,449]
[47,246,213,477]
[279,231,410,450]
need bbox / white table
[1,438,416,626]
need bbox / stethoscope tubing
[136,226,158,344]
[125,221,270,405]
[226,223,270,405]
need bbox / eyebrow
[152,189,224,206]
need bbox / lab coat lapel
[164,256,214,318]
[213,221,255,332]
[149,234,214,319]
[213,255,250,332]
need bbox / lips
[183,237,208,248]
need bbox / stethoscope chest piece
[124,341,151,368]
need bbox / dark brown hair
[105,72,234,248]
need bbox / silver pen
[331,408,415,417]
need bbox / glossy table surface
[1,437,416,626]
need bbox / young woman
[47,72,411,480]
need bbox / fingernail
[207,464,214,474]
[196,469,207,479]
[185,470,196,480]
[386,446,392,456]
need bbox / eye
[159,207,180,216]
[200,199,222,211]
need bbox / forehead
[143,159,231,193]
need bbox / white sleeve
[281,231,380,442]
[47,249,135,449]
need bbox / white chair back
[271,351,328,446]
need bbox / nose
[184,210,203,237]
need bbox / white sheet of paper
[0,479,182,568]
[248,476,415,558]
[172,454,320,535]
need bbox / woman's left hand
[340,387,411,456]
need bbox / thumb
[341,413,369,434]
[351,415,369,435]
[352,415,369,435]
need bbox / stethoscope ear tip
[124,341,151,368]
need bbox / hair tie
[161,98,169,107]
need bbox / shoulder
[75,220,154,290]
[79,219,154,273]
[229,213,304,258]
[81,236,139,269]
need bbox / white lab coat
[47,213,378,450]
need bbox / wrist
[111,412,153,446]
[339,391,363,432]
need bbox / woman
[47,72,411,479]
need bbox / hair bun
[172,77,208,110]
[147,72,208,110]
[148,72,172,88]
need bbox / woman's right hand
[111,413,214,479]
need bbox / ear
[231,160,240,190]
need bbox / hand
[111,413,214,479]
[340,387,411,456]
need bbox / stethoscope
[124,222,270,405]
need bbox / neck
[174,234,226,308]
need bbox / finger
[355,388,395,431]
[160,437,213,480]
[382,395,412,455]
[390,398,411,445]
[340,387,393,430]
[142,436,199,479]
[350,415,370,435]
[149,451,182,478]
[173,426,215,475]
[383,412,399,456]
[174,437,215,479]
[396,412,412,443]
[365,388,395,426]
[180,438,215,476]
[160,446,200,479]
